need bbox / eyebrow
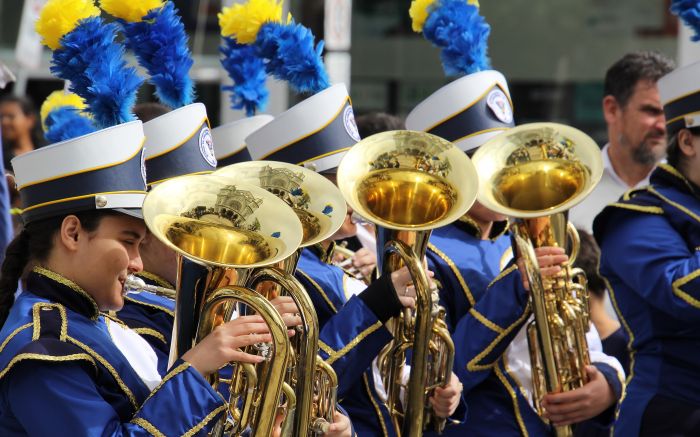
[121,230,145,240]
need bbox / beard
[621,133,667,166]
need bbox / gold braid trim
[32,303,68,341]
[131,418,166,437]
[123,296,175,318]
[601,276,635,428]
[468,308,505,334]
[33,266,100,320]
[296,270,338,313]
[672,269,700,309]
[0,323,32,353]
[67,336,138,409]
[609,203,664,214]
[466,302,531,372]
[427,243,476,306]
[326,321,383,365]
[487,264,518,289]
[137,271,174,289]
[183,405,227,437]
[649,186,700,224]
[0,352,96,380]
[131,328,167,344]
[135,362,191,411]
[318,340,335,355]
[494,359,529,437]
[362,374,389,437]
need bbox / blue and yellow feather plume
[40,91,96,143]
[410,0,490,76]
[218,3,269,116]
[100,1,194,109]
[35,0,142,129]
[219,0,329,95]
[671,0,700,41]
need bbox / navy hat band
[664,89,700,131]
[426,84,514,144]
[259,100,358,165]
[146,120,217,185]
[217,147,253,167]
[20,147,146,223]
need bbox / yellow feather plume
[35,0,101,50]
[409,0,438,33]
[40,91,89,131]
[218,0,286,44]
[409,0,480,33]
[99,0,164,23]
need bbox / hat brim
[114,208,143,220]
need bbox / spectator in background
[0,96,44,169]
[133,101,170,122]
[355,112,404,139]
[570,51,675,232]
[575,229,629,375]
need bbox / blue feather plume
[671,0,700,41]
[51,17,142,129]
[422,0,491,76]
[220,37,268,116]
[44,107,97,144]
[119,2,194,108]
[256,21,329,95]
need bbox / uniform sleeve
[318,295,392,398]
[5,359,225,436]
[453,264,530,392]
[599,212,700,322]
[426,252,473,333]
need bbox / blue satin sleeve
[600,212,700,321]
[2,359,224,436]
[318,295,392,398]
[452,264,530,392]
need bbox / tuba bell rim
[471,122,604,219]
[142,173,303,270]
[336,129,479,232]
[213,160,348,248]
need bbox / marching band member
[594,59,700,437]
[407,69,625,436]
[0,120,272,435]
[242,79,464,435]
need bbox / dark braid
[0,210,121,328]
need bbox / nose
[128,253,144,274]
[654,113,667,134]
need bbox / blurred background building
[0,0,693,145]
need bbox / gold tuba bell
[142,174,304,436]
[214,161,348,436]
[337,130,478,436]
[471,122,603,437]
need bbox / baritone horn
[471,122,603,437]
[142,174,304,437]
[214,161,348,436]
[337,130,478,436]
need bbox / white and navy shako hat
[143,103,217,187]
[245,84,361,173]
[406,70,514,153]
[12,121,147,224]
[212,115,273,167]
[659,60,700,137]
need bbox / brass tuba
[337,130,478,436]
[214,161,347,436]
[471,122,603,437]
[142,174,304,436]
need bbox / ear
[59,215,83,252]
[677,129,696,158]
[602,95,620,125]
